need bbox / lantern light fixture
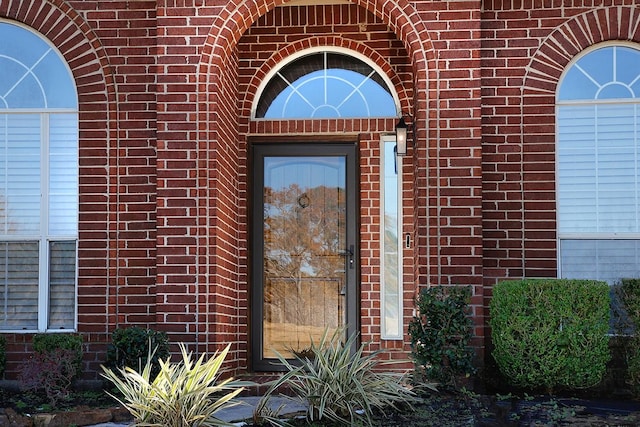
[395,116,409,156]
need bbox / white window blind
[559,240,640,284]
[0,242,39,329]
[49,114,79,236]
[48,241,76,329]
[0,114,41,235]
[557,104,639,233]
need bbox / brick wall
[78,0,158,376]
[155,1,209,353]
[155,1,249,369]
[414,1,485,350]
[481,1,640,282]
[2,0,636,381]
[0,0,486,379]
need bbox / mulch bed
[1,386,639,426]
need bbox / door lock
[340,245,355,269]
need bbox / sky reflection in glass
[259,52,397,119]
[0,22,77,109]
[559,46,640,101]
[265,69,395,118]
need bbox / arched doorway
[249,48,401,370]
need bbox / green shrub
[490,279,611,392]
[0,335,5,377]
[616,278,640,396]
[627,343,640,396]
[408,285,476,386]
[107,327,169,377]
[19,333,83,406]
[32,333,84,374]
[261,328,420,427]
[102,342,248,427]
[618,278,640,322]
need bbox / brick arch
[198,0,434,123]
[200,0,432,77]
[190,0,436,363]
[525,6,640,94]
[241,36,413,119]
[0,1,119,337]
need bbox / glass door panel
[262,156,346,359]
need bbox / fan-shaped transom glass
[0,22,77,109]
[558,45,640,101]
[256,51,397,119]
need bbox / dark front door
[251,142,358,370]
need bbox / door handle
[339,245,355,269]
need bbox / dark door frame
[249,138,360,371]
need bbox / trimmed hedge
[616,278,640,396]
[490,279,611,392]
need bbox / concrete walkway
[89,396,307,426]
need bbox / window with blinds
[0,21,78,331]
[557,44,640,283]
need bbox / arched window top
[0,21,77,110]
[558,45,640,102]
[254,49,399,119]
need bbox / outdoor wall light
[395,116,409,156]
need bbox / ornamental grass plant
[260,328,420,427]
[102,342,248,427]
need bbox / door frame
[249,137,360,371]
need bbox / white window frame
[0,114,79,334]
[380,134,403,339]
[556,42,640,283]
[0,21,78,332]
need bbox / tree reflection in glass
[262,156,346,358]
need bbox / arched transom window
[557,44,640,283]
[254,50,398,119]
[0,21,78,331]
